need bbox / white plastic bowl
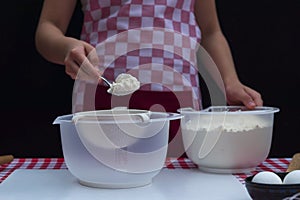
[53,109,181,188]
[178,106,279,173]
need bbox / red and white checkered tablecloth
[0,158,291,185]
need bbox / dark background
[0,1,299,158]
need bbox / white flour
[108,73,140,96]
[185,114,271,132]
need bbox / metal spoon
[99,76,112,87]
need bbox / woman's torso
[73,0,202,112]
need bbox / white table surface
[0,168,251,200]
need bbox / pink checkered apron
[72,0,202,157]
[73,0,202,113]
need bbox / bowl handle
[53,116,63,125]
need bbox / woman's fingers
[226,83,263,109]
[64,56,80,79]
[85,43,100,67]
[244,86,263,107]
[64,45,101,82]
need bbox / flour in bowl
[185,114,271,132]
[107,73,140,96]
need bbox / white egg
[283,170,300,184]
[252,171,282,184]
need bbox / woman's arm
[194,0,262,108]
[35,0,78,65]
[35,0,100,80]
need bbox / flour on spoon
[107,73,140,96]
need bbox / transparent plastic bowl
[178,106,279,173]
[53,109,182,188]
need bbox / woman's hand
[225,80,263,109]
[64,39,101,82]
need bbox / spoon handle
[99,76,112,87]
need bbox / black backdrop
[0,1,299,158]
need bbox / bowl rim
[54,112,183,124]
[178,106,280,115]
[73,108,150,117]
